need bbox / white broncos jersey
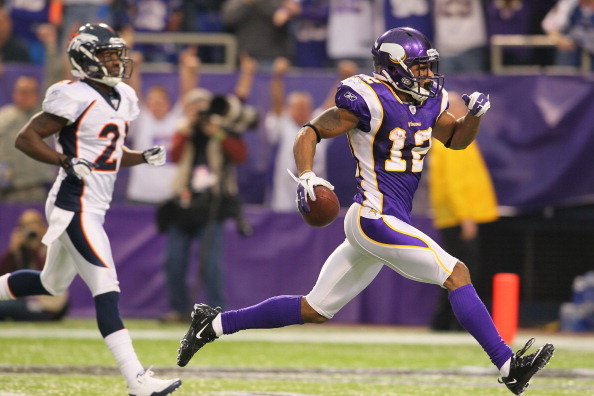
[43,80,140,215]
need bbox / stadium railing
[134,32,237,73]
[490,34,592,75]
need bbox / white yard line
[0,325,593,351]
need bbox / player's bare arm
[433,109,482,150]
[121,145,167,167]
[294,106,358,175]
[15,112,69,165]
[120,146,146,167]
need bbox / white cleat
[127,369,181,396]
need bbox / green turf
[0,319,592,395]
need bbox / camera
[206,94,259,134]
[21,228,38,240]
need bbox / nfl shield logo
[409,105,416,115]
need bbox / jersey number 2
[94,124,120,171]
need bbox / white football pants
[306,203,458,319]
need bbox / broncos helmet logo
[67,23,132,87]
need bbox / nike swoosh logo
[195,321,210,339]
[531,347,544,365]
[507,379,517,384]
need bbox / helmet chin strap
[96,76,121,87]
[91,64,122,87]
[374,71,428,103]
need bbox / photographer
[0,209,68,321]
[158,56,257,323]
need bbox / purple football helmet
[371,27,444,102]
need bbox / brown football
[302,185,340,227]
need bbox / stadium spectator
[1,23,181,395]
[158,54,256,323]
[427,91,499,331]
[264,57,355,211]
[175,0,226,64]
[57,0,111,53]
[177,27,555,396]
[0,24,64,203]
[126,46,200,205]
[382,0,433,42]
[0,76,55,203]
[485,0,536,66]
[0,8,31,64]
[433,0,489,74]
[326,0,377,70]
[293,0,330,68]
[4,0,50,65]
[0,209,69,321]
[108,0,134,32]
[542,0,594,70]
[129,0,182,63]
[222,0,300,69]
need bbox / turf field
[1,319,593,395]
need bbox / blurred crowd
[2,0,594,209]
[1,0,594,209]
[2,0,594,73]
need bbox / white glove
[62,156,97,180]
[288,169,334,201]
[462,92,490,117]
[142,145,166,166]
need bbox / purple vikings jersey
[336,74,448,224]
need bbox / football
[302,185,340,227]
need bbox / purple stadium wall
[0,203,441,325]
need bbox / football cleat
[499,338,555,395]
[176,303,220,367]
[127,368,181,396]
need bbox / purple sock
[449,284,513,369]
[221,295,303,335]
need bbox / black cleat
[176,303,220,367]
[499,338,555,395]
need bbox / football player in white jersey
[1,23,181,396]
[176,27,554,395]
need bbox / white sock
[104,329,144,385]
[499,358,511,377]
[0,274,15,300]
[212,314,223,337]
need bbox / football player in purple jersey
[177,27,553,395]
